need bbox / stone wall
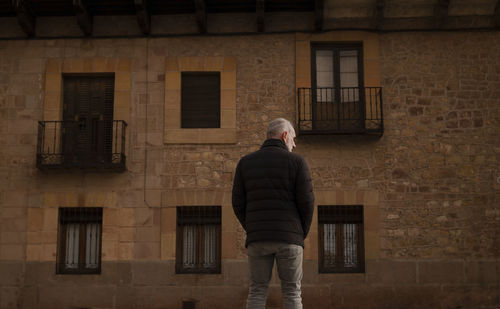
[0,31,499,309]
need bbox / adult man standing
[232,118,314,309]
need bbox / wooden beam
[372,0,384,30]
[12,0,35,37]
[73,0,92,36]
[434,0,449,29]
[256,0,265,32]
[494,0,500,28]
[315,0,324,31]
[194,0,207,34]
[135,0,150,35]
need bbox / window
[56,207,103,274]
[176,206,221,274]
[311,43,364,131]
[181,72,221,128]
[318,205,365,273]
[62,74,115,165]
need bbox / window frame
[56,207,103,275]
[175,206,222,274]
[311,42,364,93]
[318,205,365,274]
[310,43,366,132]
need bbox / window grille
[56,207,103,274]
[318,205,365,273]
[176,206,221,274]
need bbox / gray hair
[266,118,295,139]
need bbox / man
[232,118,314,309]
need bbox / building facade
[0,1,499,308]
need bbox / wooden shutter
[181,72,220,128]
[62,75,114,165]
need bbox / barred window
[318,205,365,273]
[176,206,221,274]
[56,207,102,274]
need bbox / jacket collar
[261,138,288,151]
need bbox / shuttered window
[176,206,221,274]
[181,72,220,128]
[62,74,114,164]
[318,205,365,273]
[56,207,103,274]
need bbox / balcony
[297,87,383,136]
[37,120,127,171]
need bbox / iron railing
[37,120,127,171]
[297,87,383,135]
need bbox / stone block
[160,232,176,260]
[220,109,236,128]
[0,244,24,260]
[364,205,380,231]
[335,285,396,309]
[465,260,498,285]
[302,285,332,309]
[132,261,173,286]
[103,208,119,226]
[221,231,237,259]
[116,72,131,91]
[20,286,37,309]
[2,191,27,208]
[117,58,131,72]
[364,230,380,259]
[42,208,58,231]
[114,90,130,108]
[165,72,181,90]
[40,244,56,262]
[221,71,236,90]
[419,260,465,284]
[45,59,61,73]
[223,56,236,72]
[165,108,181,128]
[26,232,41,244]
[161,207,176,233]
[0,262,23,285]
[135,226,161,242]
[205,56,224,71]
[0,287,21,309]
[118,242,133,260]
[201,286,248,309]
[166,56,178,72]
[118,208,135,227]
[90,57,107,72]
[38,286,74,309]
[26,244,41,261]
[133,242,160,260]
[102,241,118,261]
[440,286,500,309]
[134,207,153,226]
[366,259,417,285]
[41,231,57,244]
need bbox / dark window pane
[181,72,221,128]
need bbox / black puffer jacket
[232,139,314,247]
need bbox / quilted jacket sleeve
[295,158,314,238]
[232,160,247,231]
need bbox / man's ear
[281,131,288,142]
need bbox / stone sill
[164,128,237,144]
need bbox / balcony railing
[297,87,383,135]
[37,120,127,171]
